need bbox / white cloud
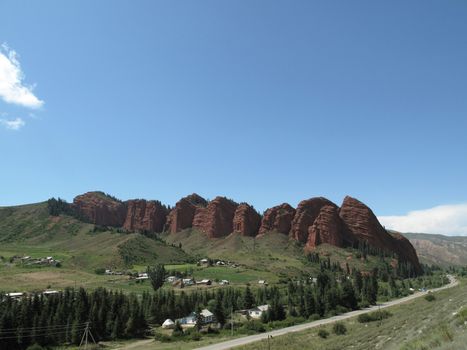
[378,203,467,236]
[0,43,44,109]
[0,117,26,130]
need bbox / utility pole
[231,306,234,336]
[79,322,96,349]
[267,334,272,350]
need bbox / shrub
[242,320,266,333]
[318,328,329,339]
[425,293,436,302]
[190,331,202,341]
[94,267,106,275]
[332,322,347,335]
[357,310,392,323]
[154,332,172,343]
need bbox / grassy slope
[236,278,467,350]
[403,232,467,267]
[0,202,191,292]
[0,202,415,293]
[162,229,396,282]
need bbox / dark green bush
[357,310,392,323]
[154,332,172,342]
[318,328,329,339]
[332,322,347,335]
[425,293,436,302]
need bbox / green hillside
[0,202,192,292]
[0,202,419,294]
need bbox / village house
[5,292,24,300]
[176,309,216,327]
[136,272,148,280]
[219,279,229,285]
[247,305,269,319]
[196,279,212,286]
[166,276,178,283]
[182,278,195,286]
[258,280,268,286]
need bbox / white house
[219,280,229,285]
[199,258,209,265]
[197,279,212,285]
[200,309,215,323]
[166,276,178,283]
[42,290,59,296]
[5,292,24,300]
[176,312,197,327]
[258,280,268,286]
[162,319,175,329]
[248,305,269,319]
[176,309,216,327]
[183,278,195,286]
[136,272,149,280]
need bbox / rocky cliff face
[70,191,421,273]
[193,197,238,238]
[73,191,127,227]
[389,231,422,272]
[339,196,396,250]
[289,197,337,243]
[123,199,168,233]
[165,194,207,233]
[259,203,296,235]
[233,204,261,236]
[306,205,343,249]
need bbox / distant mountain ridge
[68,191,421,273]
[403,232,467,267]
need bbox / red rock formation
[165,194,207,233]
[306,205,343,250]
[73,191,127,227]
[193,197,238,238]
[339,196,395,249]
[123,199,168,233]
[259,203,296,235]
[290,197,337,243]
[233,204,261,236]
[339,196,421,273]
[389,231,422,274]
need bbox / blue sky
[1,1,467,233]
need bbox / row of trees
[0,288,147,350]
[1,263,444,350]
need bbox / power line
[0,326,86,340]
[0,322,87,333]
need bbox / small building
[183,278,195,286]
[176,309,216,327]
[42,290,59,296]
[136,272,149,280]
[176,312,197,327]
[199,258,209,265]
[5,292,24,300]
[162,319,175,329]
[258,280,268,286]
[219,280,229,285]
[200,309,215,323]
[248,305,269,319]
[166,276,178,283]
[197,279,212,286]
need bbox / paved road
[194,275,458,350]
